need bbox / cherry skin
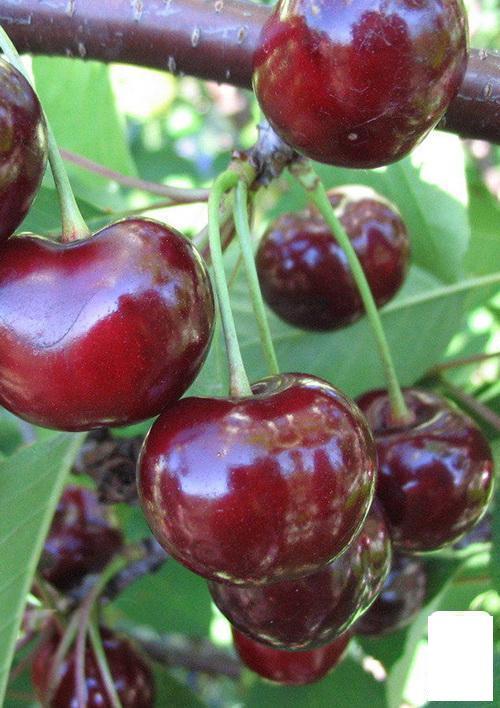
[31,625,154,707]
[356,389,494,552]
[208,503,391,649]
[253,0,468,168]
[453,513,492,549]
[0,57,48,241]
[232,627,351,685]
[0,218,215,431]
[39,485,123,591]
[138,373,377,585]
[256,187,410,331]
[356,553,427,635]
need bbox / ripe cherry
[356,389,494,552]
[253,0,468,168]
[138,373,376,585]
[0,57,48,240]
[356,554,427,635]
[232,627,350,685]
[39,485,123,591]
[453,513,492,549]
[256,187,410,330]
[0,218,215,431]
[31,625,154,707]
[208,503,391,649]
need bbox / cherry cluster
[0,0,493,697]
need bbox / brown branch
[427,351,500,375]
[61,148,210,203]
[439,378,500,432]
[125,627,243,680]
[0,1,498,143]
[101,538,169,603]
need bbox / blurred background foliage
[2,0,499,705]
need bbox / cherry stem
[89,621,123,708]
[233,180,280,376]
[208,166,255,397]
[428,351,500,375]
[61,148,210,204]
[74,556,127,706]
[291,160,411,424]
[46,610,81,702]
[0,27,90,243]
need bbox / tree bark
[0,0,499,143]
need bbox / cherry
[232,627,350,685]
[356,389,494,552]
[0,218,215,431]
[39,485,123,591]
[253,0,468,168]
[0,57,48,241]
[453,513,492,549]
[138,372,377,585]
[256,187,410,331]
[31,625,154,707]
[208,503,391,649]
[356,553,426,635]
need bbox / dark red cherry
[31,625,154,707]
[356,553,426,635]
[208,503,391,649]
[0,57,47,240]
[253,0,468,168]
[356,389,494,552]
[232,627,350,685]
[138,373,376,585]
[39,485,123,591]
[453,513,492,549]
[0,218,214,431]
[256,187,410,331]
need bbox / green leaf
[32,57,136,210]
[0,433,84,704]
[0,412,24,456]
[114,555,212,637]
[232,264,467,398]
[245,656,385,708]
[152,667,205,707]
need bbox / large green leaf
[0,433,84,704]
[32,57,136,210]
[232,264,468,399]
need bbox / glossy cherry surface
[32,626,154,707]
[40,485,123,591]
[0,218,214,431]
[453,513,492,549]
[208,503,391,649]
[256,187,410,330]
[253,0,468,168]
[356,553,426,635]
[232,627,350,685]
[0,57,47,240]
[357,389,494,552]
[138,373,376,585]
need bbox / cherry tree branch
[0,0,498,143]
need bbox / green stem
[209,169,253,397]
[89,621,123,708]
[233,180,279,376]
[291,160,411,424]
[46,611,81,701]
[0,27,90,243]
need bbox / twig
[427,351,500,375]
[125,628,243,680]
[101,538,169,603]
[60,148,210,204]
[439,378,500,432]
